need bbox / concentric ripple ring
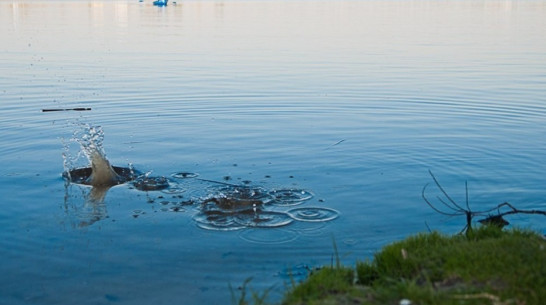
[287,207,339,222]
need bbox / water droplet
[171,172,199,179]
[169,206,185,212]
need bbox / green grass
[278,226,546,305]
[282,267,355,304]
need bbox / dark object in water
[132,176,170,191]
[479,215,509,228]
[63,166,140,185]
[153,0,168,6]
[202,197,263,211]
[42,108,91,112]
[204,185,273,210]
[171,172,199,179]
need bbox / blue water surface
[1,0,545,304]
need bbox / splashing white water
[64,123,121,187]
[86,150,120,186]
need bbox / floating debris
[202,197,263,212]
[132,176,170,191]
[42,107,91,112]
[478,215,509,228]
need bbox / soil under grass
[278,226,546,305]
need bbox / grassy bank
[282,226,545,305]
[235,226,546,305]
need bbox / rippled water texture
[1,0,545,304]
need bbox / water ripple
[287,207,340,222]
[268,189,314,206]
[239,228,298,244]
[234,211,293,228]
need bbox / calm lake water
[1,0,545,304]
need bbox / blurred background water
[1,0,545,304]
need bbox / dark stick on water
[42,108,92,112]
[323,139,346,150]
[196,178,240,187]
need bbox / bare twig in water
[422,170,545,234]
[494,202,546,217]
[422,170,474,234]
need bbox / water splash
[76,124,120,186]
[60,125,340,233]
[77,124,106,163]
[62,123,139,187]
[188,183,338,233]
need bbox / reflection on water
[1,0,546,304]
[75,187,110,227]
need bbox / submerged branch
[495,202,546,217]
